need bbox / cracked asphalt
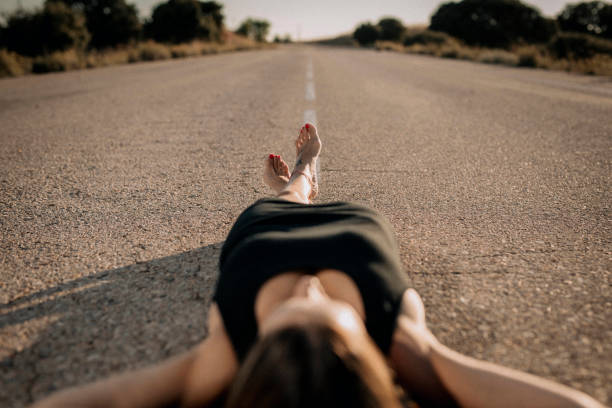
[1,45,611,406]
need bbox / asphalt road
[1,45,610,406]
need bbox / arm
[429,341,604,408]
[390,289,603,408]
[31,350,198,408]
[31,303,238,408]
[389,290,459,407]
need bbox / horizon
[0,0,572,41]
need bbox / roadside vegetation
[348,0,612,76]
[0,0,272,78]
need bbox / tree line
[0,0,271,57]
[354,0,612,49]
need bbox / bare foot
[263,154,291,194]
[294,123,321,200]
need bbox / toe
[306,123,317,137]
[296,128,304,152]
[296,126,309,151]
[278,157,290,178]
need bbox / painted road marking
[305,81,316,101]
[303,109,317,126]
[304,58,316,126]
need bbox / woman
[33,124,603,408]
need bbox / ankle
[277,190,309,204]
[293,160,314,178]
[292,169,313,185]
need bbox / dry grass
[535,54,612,76]
[130,41,172,62]
[321,26,612,76]
[32,49,84,73]
[0,34,268,78]
[169,42,203,59]
[375,41,405,52]
[0,49,30,76]
[374,29,612,76]
[477,49,520,66]
[85,47,131,68]
[514,45,541,67]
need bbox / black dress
[214,198,410,361]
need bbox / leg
[263,123,321,204]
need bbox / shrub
[404,43,437,56]
[170,42,202,58]
[0,49,29,77]
[52,0,141,49]
[477,49,519,65]
[273,35,292,43]
[430,0,557,48]
[548,31,612,59]
[2,2,89,57]
[403,30,453,46]
[377,17,405,42]
[130,41,172,61]
[145,0,224,44]
[353,23,379,46]
[557,1,612,39]
[236,18,270,42]
[581,54,612,75]
[375,41,405,52]
[85,48,131,67]
[516,46,540,66]
[313,33,356,47]
[32,48,83,73]
[439,46,460,59]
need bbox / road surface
[1,45,611,406]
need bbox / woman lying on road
[33,124,603,408]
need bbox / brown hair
[225,323,401,408]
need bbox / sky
[0,0,573,41]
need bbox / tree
[353,22,379,46]
[199,0,223,30]
[557,1,612,39]
[273,34,292,43]
[1,1,89,56]
[236,18,270,42]
[377,17,405,42]
[145,0,224,43]
[429,0,557,48]
[49,0,141,49]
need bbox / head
[225,276,402,408]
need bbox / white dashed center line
[303,109,317,126]
[304,58,317,126]
[305,82,316,101]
